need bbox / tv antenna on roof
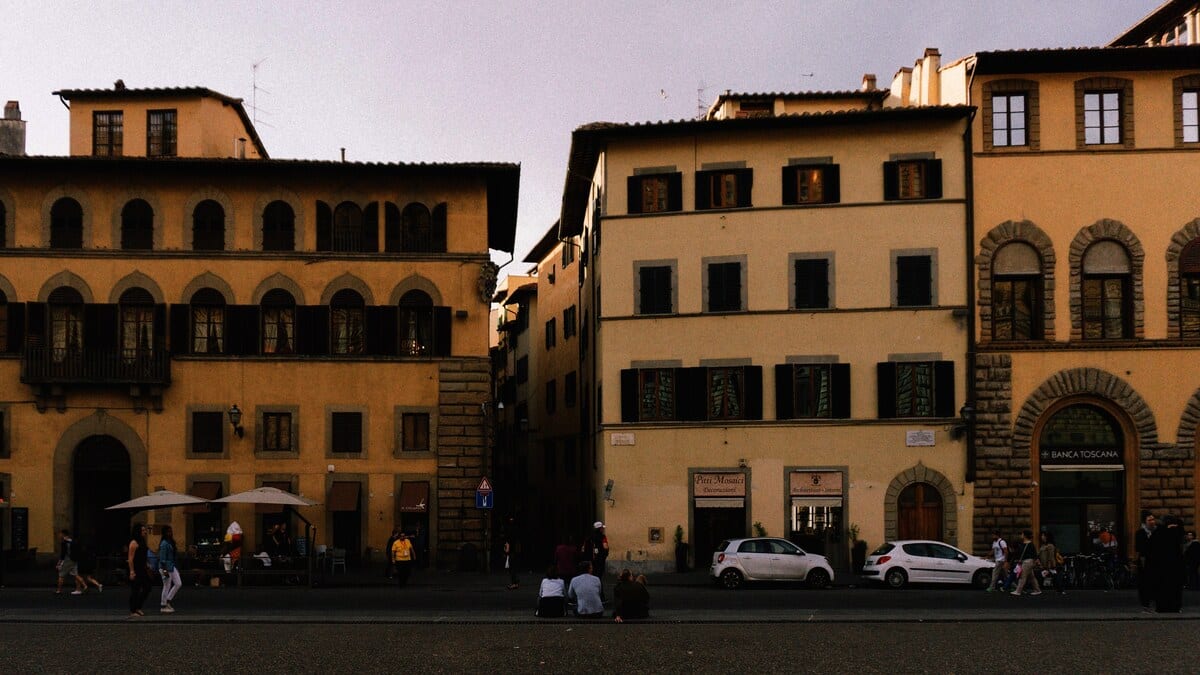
[250,58,273,128]
[696,80,707,119]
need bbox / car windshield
[871,543,895,556]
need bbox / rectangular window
[782,164,839,205]
[883,159,942,201]
[516,355,528,384]
[546,380,557,415]
[794,259,830,309]
[793,364,832,418]
[1084,91,1122,145]
[545,318,556,349]
[639,368,675,421]
[93,111,123,157]
[192,305,225,354]
[696,169,751,210]
[543,440,557,477]
[638,265,673,314]
[898,162,925,199]
[992,277,1042,340]
[565,371,577,408]
[707,367,745,420]
[707,262,743,312]
[563,306,577,339]
[191,412,224,454]
[401,413,430,452]
[330,412,362,454]
[147,109,178,157]
[1082,276,1132,339]
[896,255,933,307]
[895,362,935,417]
[561,242,575,267]
[1183,90,1199,144]
[263,412,292,452]
[627,173,681,214]
[992,93,1028,147]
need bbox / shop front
[786,469,846,572]
[689,470,748,563]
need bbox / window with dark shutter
[330,290,365,355]
[399,290,433,356]
[263,412,292,452]
[627,173,682,214]
[516,356,528,383]
[401,203,432,252]
[316,201,332,251]
[887,361,938,418]
[384,202,402,252]
[120,199,154,250]
[696,169,752,210]
[191,412,224,454]
[883,160,941,200]
[896,256,932,307]
[50,198,84,249]
[261,290,296,355]
[262,201,295,251]
[707,367,745,420]
[565,371,577,407]
[563,306,577,339]
[638,266,672,314]
[0,293,6,353]
[192,200,225,251]
[546,379,557,415]
[783,165,840,205]
[637,368,675,421]
[331,412,363,454]
[545,318,556,350]
[401,413,430,452]
[707,262,742,312]
[794,259,830,309]
[332,202,364,252]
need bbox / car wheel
[884,568,908,589]
[719,568,744,590]
[806,568,830,589]
[972,568,992,590]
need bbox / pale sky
[2,1,1155,262]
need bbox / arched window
[330,289,365,355]
[1081,240,1132,339]
[1181,240,1200,338]
[401,203,431,253]
[48,286,84,361]
[431,202,447,252]
[119,288,154,362]
[399,289,433,356]
[992,242,1043,341]
[261,289,295,355]
[384,202,402,252]
[50,198,83,249]
[0,200,7,248]
[120,199,154,250]
[0,289,7,352]
[190,288,226,354]
[333,201,363,252]
[192,200,225,251]
[262,201,295,251]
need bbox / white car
[709,537,834,589]
[862,540,994,589]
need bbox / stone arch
[884,462,958,545]
[1013,368,1158,458]
[109,190,166,250]
[38,270,95,303]
[1174,387,1200,459]
[39,185,95,248]
[319,272,375,306]
[1165,218,1200,338]
[180,271,236,304]
[52,411,149,537]
[251,272,306,306]
[0,185,16,248]
[389,273,443,306]
[1068,219,1145,340]
[0,273,18,302]
[977,219,1057,342]
[108,271,165,304]
[253,189,305,251]
[181,187,235,251]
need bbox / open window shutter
[781,166,797,205]
[775,364,794,420]
[882,161,900,201]
[626,176,642,215]
[678,367,708,421]
[743,365,763,420]
[876,362,897,418]
[824,164,841,204]
[85,304,118,351]
[432,204,448,253]
[667,173,683,211]
[831,363,851,419]
[153,304,166,350]
[316,201,332,251]
[363,202,379,253]
[384,203,401,252]
[934,360,956,417]
[6,302,24,353]
[365,306,398,356]
[297,306,329,356]
[620,369,639,422]
[433,306,452,357]
[26,302,46,347]
[735,169,753,208]
[169,304,190,355]
[694,172,711,210]
[925,160,943,199]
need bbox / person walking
[158,525,182,613]
[1184,530,1200,591]
[74,536,103,593]
[1011,529,1042,596]
[126,523,153,618]
[56,529,85,595]
[567,561,604,618]
[1135,512,1156,611]
[504,535,520,590]
[390,531,414,587]
[384,527,401,579]
[1151,515,1185,613]
[987,530,1009,592]
[1038,531,1065,594]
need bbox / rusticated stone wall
[436,358,491,565]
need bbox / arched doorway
[897,483,943,541]
[73,435,131,556]
[1036,403,1126,555]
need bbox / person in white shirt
[536,566,566,618]
[987,530,1009,592]
[568,561,604,617]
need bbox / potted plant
[849,523,868,574]
[753,521,767,537]
[674,525,689,573]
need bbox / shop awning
[328,481,361,512]
[694,497,744,509]
[791,497,843,508]
[397,482,430,514]
[256,481,293,514]
[184,481,222,514]
[1041,464,1124,472]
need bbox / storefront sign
[693,472,746,497]
[1040,447,1122,466]
[790,471,843,497]
[906,430,935,447]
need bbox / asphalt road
[3,622,1196,674]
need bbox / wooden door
[897,483,943,541]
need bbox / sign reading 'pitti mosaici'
[1039,447,1122,466]
[693,472,746,497]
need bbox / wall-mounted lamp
[738,458,748,469]
[228,404,244,439]
[950,402,976,440]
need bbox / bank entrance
[73,435,131,556]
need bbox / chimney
[861,74,877,92]
[235,137,246,159]
[0,100,26,155]
[921,48,941,105]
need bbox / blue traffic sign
[476,491,493,509]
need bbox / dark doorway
[1038,404,1125,555]
[693,506,745,564]
[329,481,362,565]
[73,435,131,557]
[897,482,944,541]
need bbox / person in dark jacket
[1183,531,1200,591]
[612,569,649,622]
[126,523,153,618]
[1134,512,1156,611]
[553,535,578,589]
[1151,515,1185,613]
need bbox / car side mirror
[956,554,967,562]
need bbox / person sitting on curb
[568,561,604,618]
[613,569,649,623]
[536,566,566,618]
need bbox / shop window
[50,198,84,249]
[626,172,682,214]
[1181,240,1200,338]
[991,242,1043,341]
[1081,241,1133,339]
[877,361,955,419]
[330,289,365,355]
[261,289,296,355]
[262,200,295,252]
[192,199,225,251]
[774,363,851,419]
[883,159,942,200]
[93,111,123,156]
[147,109,177,157]
[330,412,362,454]
[695,169,752,210]
[782,164,839,205]
[120,199,154,250]
[190,288,225,354]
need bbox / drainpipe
[964,107,978,484]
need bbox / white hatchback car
[710,537,835,589]
[862,540,994,589]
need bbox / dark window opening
[261,289,296,355]
[402,413,430,452]
[896,255,932,307]
[330,289,365,355]
[192,199,225,251]
[707,262,742,312]
[191,412,224,454]
[638,265,673,314]
[331,412,363,454]
[120,199,154,250]
[50,198,84,249]
[263,412,293,452]
[794,259,830,309]
[262,201,295,251]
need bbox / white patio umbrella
[105,489,210,511]
[212,487,318,507]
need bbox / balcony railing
[21,346,171,385]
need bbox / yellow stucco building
[0,85,518,568]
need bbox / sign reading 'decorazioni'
[693,473,746,497]
[1039,447,1122,465]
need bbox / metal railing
[21,346,170,385]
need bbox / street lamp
[228,404,244,438]
[951,402,975,440]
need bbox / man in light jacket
[568,561,604,618]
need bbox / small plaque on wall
[648,527,664,544]
[611,432,636,446]
[906,430,935,447]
